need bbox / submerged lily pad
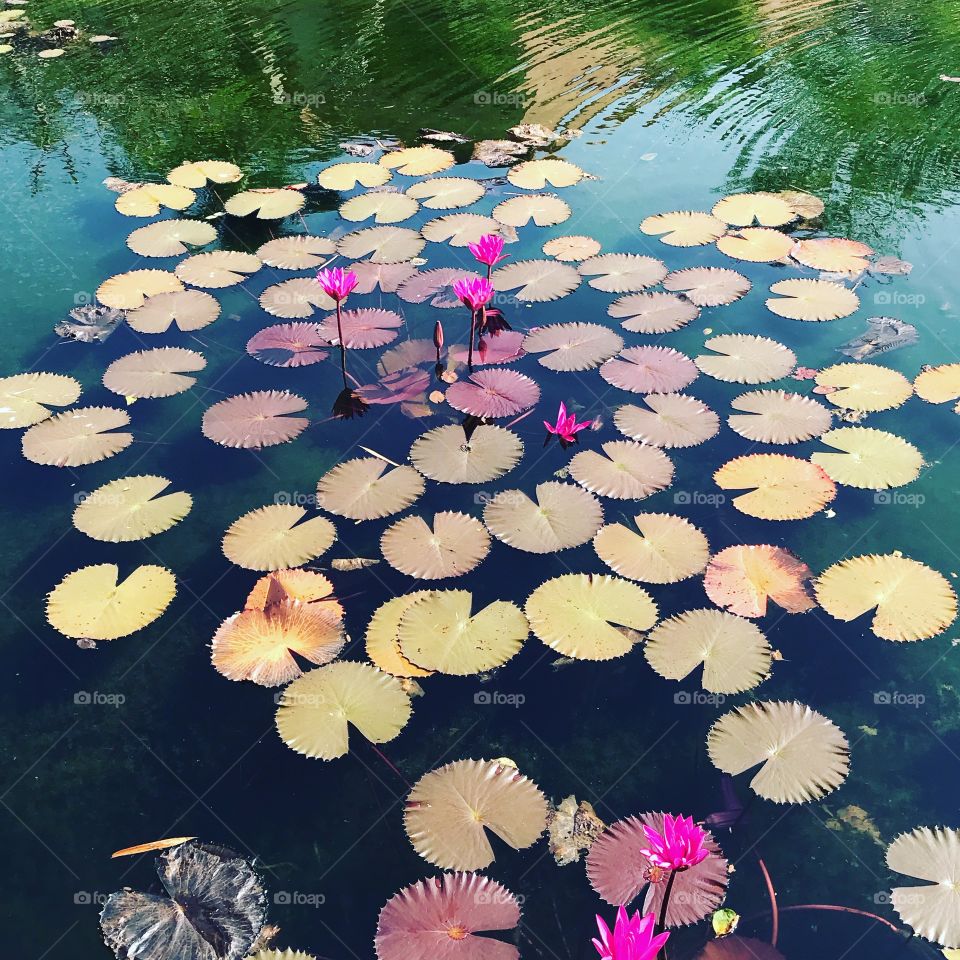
[100,841,267,960]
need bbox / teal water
[3,1,960,958]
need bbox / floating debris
[54,303,125,342]
[838,316,919,359]
[546,795,606,866]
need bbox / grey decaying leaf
[100,841,267,960]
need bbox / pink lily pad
[449,331,526,366]
[445,369,540,418]
[600,346,699,394]
[202,390,309,449]
[586,812,729,927]
[318,308,403,348]
[246,322,331,367]
[375,872,520,960]
[356,369,432,404]
[398,268,484,309]
[351,261,419,294]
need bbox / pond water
[3,0,960,958]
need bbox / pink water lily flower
[593,905,669,960]
[316,266,358,302]
[544,401,592,444]
[453,276,494,311]
[640,814,710,871]
[468,233,507,270]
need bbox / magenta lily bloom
[316,266,358,302]
[453,276,494,312]
[544,401,592,444]
[316,267,359,387]
[641,814,710,871]
[453,277,495,370]
[468,233,507,272]
[593,906,669,960]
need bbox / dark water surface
[3,1,960,958]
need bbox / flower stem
[657,869,677,958]
[467,307,476,371]
[335,300,347,387]
[756,857,779,947]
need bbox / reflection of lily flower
[477,306,511,337]
[468,233,507,276]
[640,814,709,870]
[544,401,592,444]
[316,267,359,387]
[453,277,495,370]
[332,386,368,420]
[593,905,669,960]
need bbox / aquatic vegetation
[543,400,593,443]
[467,232,507,275]
[12,118,960,959]
[640,813,710,870]
[593,905,669,960]
[100,841,267,960]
